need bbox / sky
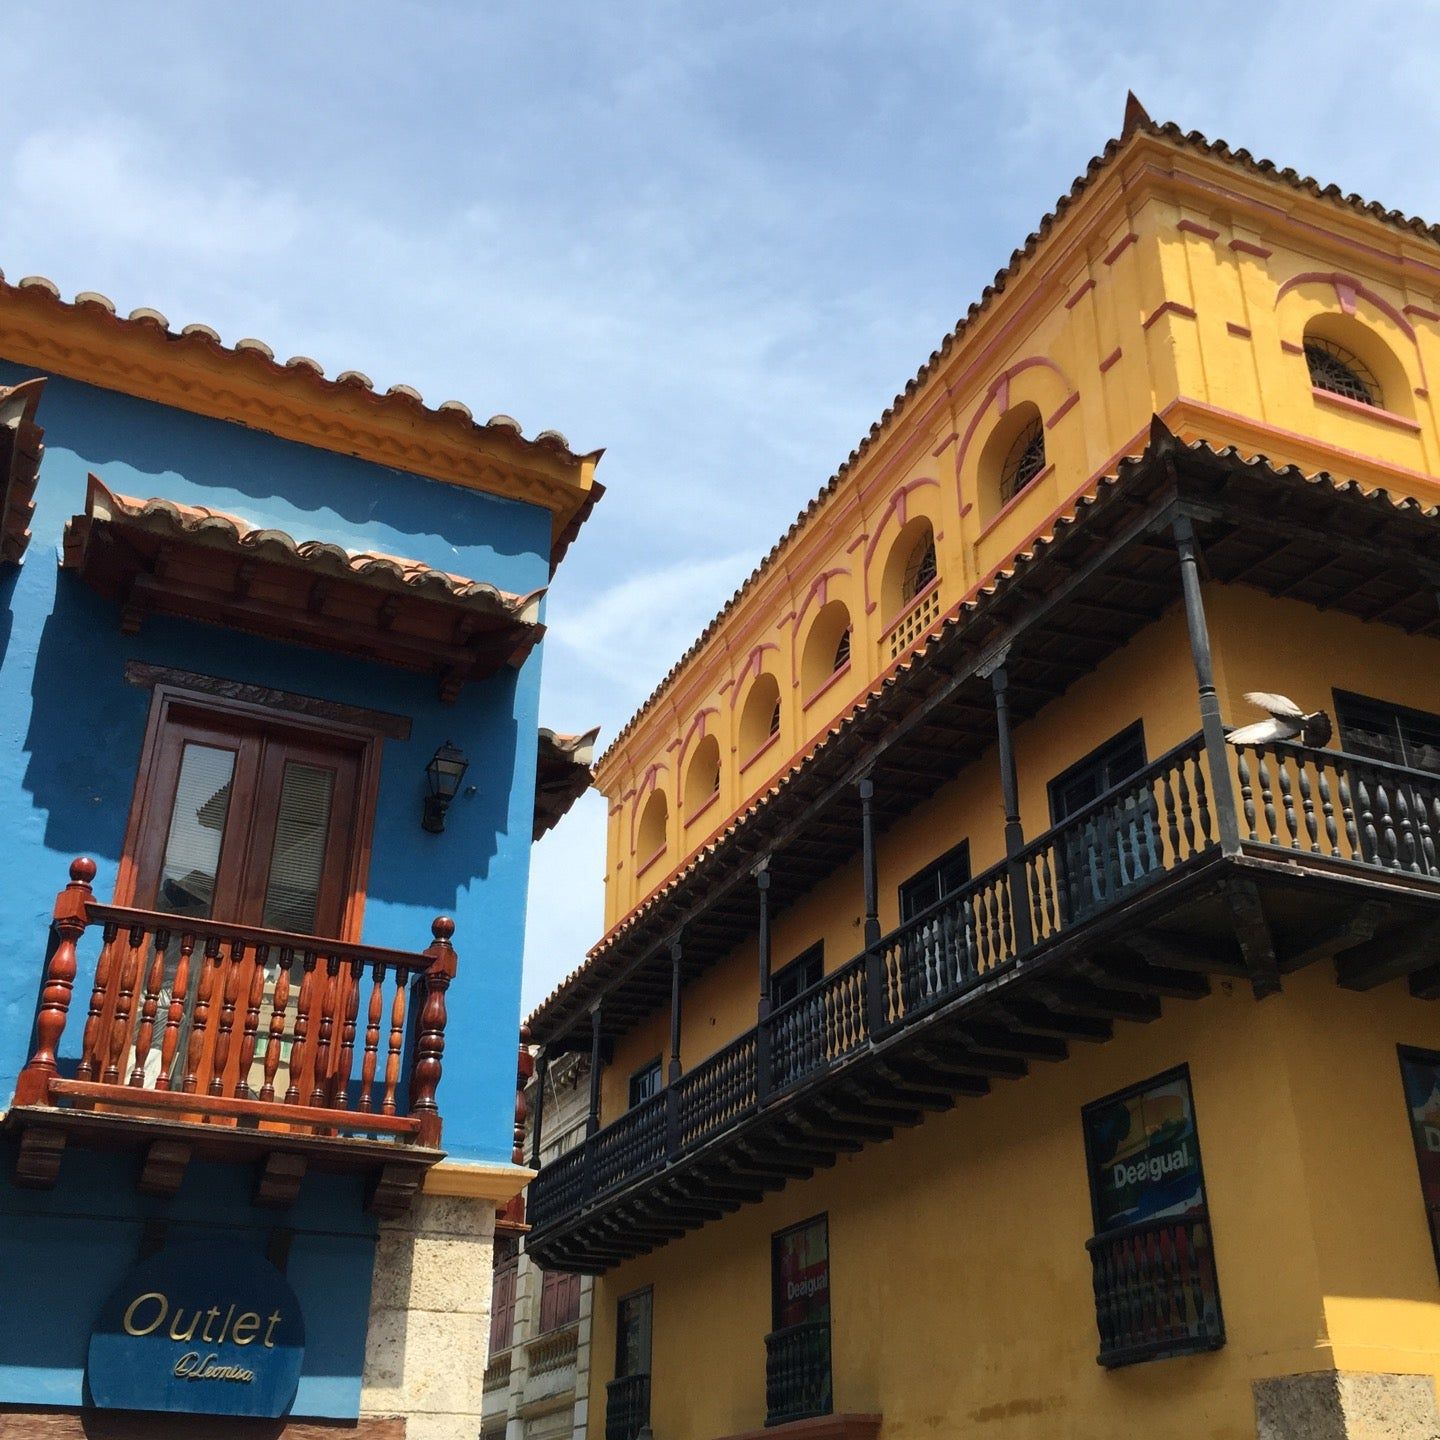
[5,2,1440,1013]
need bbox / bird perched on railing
[1226,692,1333,747]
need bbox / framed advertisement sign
[1398,1046,1440,1276]
[1082,1064,1205,1232]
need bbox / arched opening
[879,516,938,622]
[684,734,721,815]
[636,787,668,862]
[1302,313,1406,413]
[739,672,781,761]
[978,401,1047,519]
[800,599,853,698]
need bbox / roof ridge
[594,99,1440,772]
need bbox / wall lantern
[423,741,470,833]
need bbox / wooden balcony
[528,735,1440,1271]
[6,859,458,1216]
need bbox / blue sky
[5,3,1440,1011]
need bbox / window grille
[1305,337,1380,406]
[832,627,851,671]
[903,534,937,599]
[1000,419,1046,502]
[887,585,940,661]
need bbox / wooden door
[122,704,365,1098]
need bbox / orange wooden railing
[15,857,458,1147]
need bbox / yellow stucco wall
[599,586,1440,1122]
[595,128,1440,937]
[588,970,1440,1440]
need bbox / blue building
[0,271,599,1436]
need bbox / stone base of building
[1254,1372,1440,1439]
[360,1192,496,1440]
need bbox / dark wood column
[529,1046,548,1169]
[1172,512,1240,853]
[983,648,1034,954]
[668,936,684,1083]
[586,1003,603,1138]
[756,863,773,1020]
[858,774,880,948]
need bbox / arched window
[636,787,668,862]
[800,599,853,698]
[879,516,942,660]
[683,734,721,815]
[904,532,937,598]
[739,672,782,760]
[977,401,1047,520]
[1000,416,1046,501]
[1305,336,1380,407]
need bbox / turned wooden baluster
[285,952,318,1106]
[358,963,384,1113]
[1339,767,1359,856]
[208,938,245,1097]
[311,954,342,1107]
[259,950,293,1103]
[1162,769,1181,864]
[1236,749,1255,841]
[1317,763,1339,856]
[1257,750,1276,842]
[183,938,222,1094]
[104,923,148,1086]
[129,927,171,1086]
[1396,783,1419,873]
[16,858,96,1106]
[333,958,363,1110]
[77,920,119,1083]
[1277,753,1298,848]
[156,932,196,1091]
[234,944,268,1099]
[381,964,408,1116]
[409,916,458,1147]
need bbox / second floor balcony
[525,429,1440,1273]
[8,858,458,1215]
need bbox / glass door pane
[261,761,337,934]
[156,742,238,919]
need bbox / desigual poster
[1084,1069,1204,1232]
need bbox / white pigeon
[1226,692,1333,747]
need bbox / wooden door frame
[117,684,386,944]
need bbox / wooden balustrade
[528,735,1440,1240]
[875,859,1013,1030]
[15,859,458,1148]
[1021,734,1217,945]
[604,1373,651,1440]
[1234,741,1440,878]
[1086,1213,1223,1367]
[765,1320,832,1426]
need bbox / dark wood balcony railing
[604,1373,651,1440]
[1086,1213,1223,1367]
[15,858,458,1148]
[765,1320,832,1426]
[529,735,1440,1246]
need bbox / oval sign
[88,1243,305,1418]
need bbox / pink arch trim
[861,478,941,572]
[1275,271,1416,344]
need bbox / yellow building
[523,97,1440,1440]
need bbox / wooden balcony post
[984,651,1035,955]
[666,936,683,1157]
[514,1026,534,1166]
[16,857,95,1105]
[530,1045,549,1169]
[408,916,457,1148]
[858,776,889,1038]
[583,1002,602,1198]
[755,864,773,1100]
[1173,512,1241,854]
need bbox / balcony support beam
[859,776,881,949]
[586,1004,603,1140]
[529,1046,548,1169]
[1172,510,1241,857]
[982,650,1035,955]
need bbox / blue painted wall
[0,360,550,1161]
[0,362,556,1417]
[0,1145,377,1418]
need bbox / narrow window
[1000,416,1047,502]
[898,840,971,923]
[628,1057,663,1109]
[1336,691,1440,773]
[538,1268,582,1333]
[1047,722,1160,922]
[607,1288,652,1440]
[488,1235,520,1358]
[1306,336,1380,406]
[1081,1066,1224,1367]
[770,942,824,1010]
[767,1215,831,1425]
